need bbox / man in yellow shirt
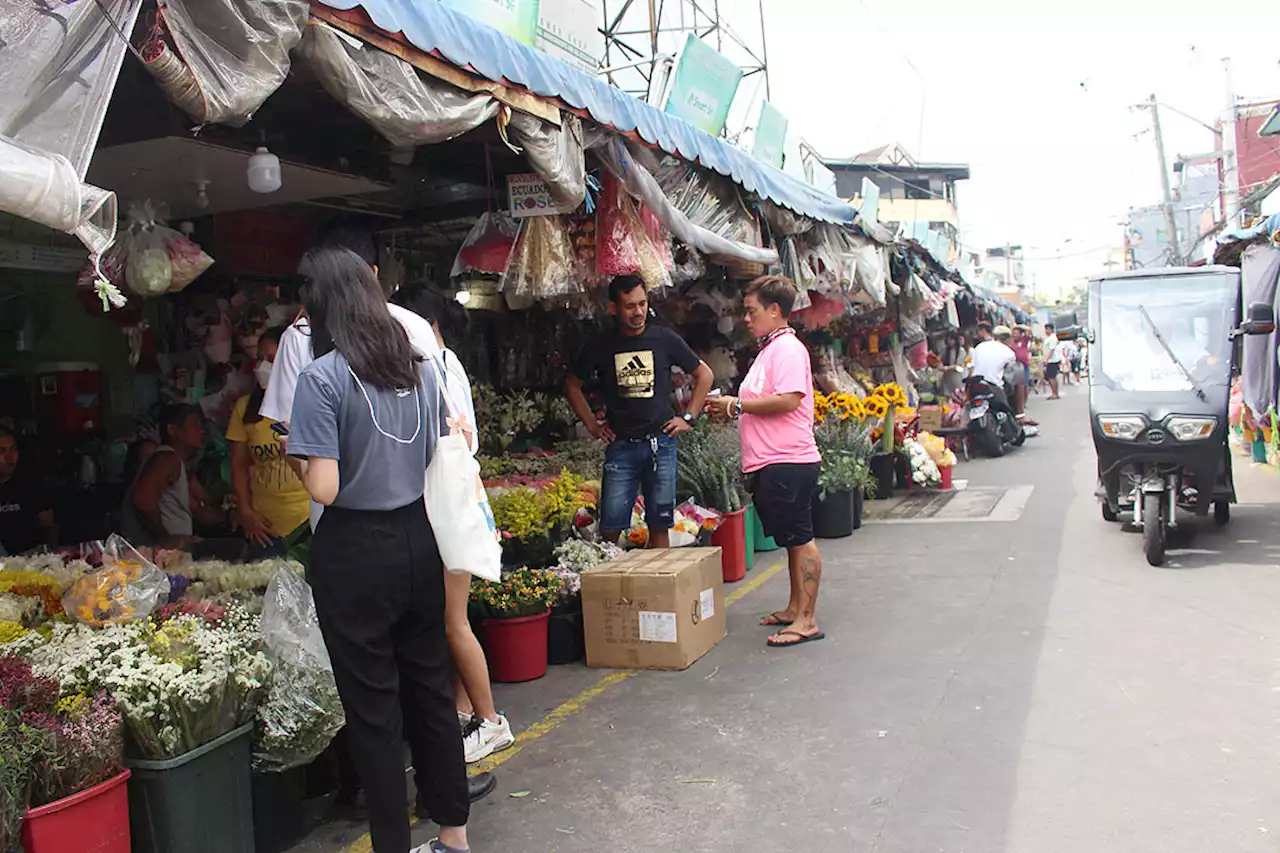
[226,328,310,558]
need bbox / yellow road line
[338,556,787,853]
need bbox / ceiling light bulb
[456,290,472,306]
[194,180,210,209]
[247,146,282,194]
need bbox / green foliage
[677,422,746,512]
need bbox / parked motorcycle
[964,376,1026,457]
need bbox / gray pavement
[290,387,1280,853]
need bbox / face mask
[254,360,273,390]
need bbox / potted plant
[1,656,131,853]
[677,423,749,581]
[470,568,562,683]
[813,394,876,538]
[490,471,593,569]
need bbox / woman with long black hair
[287,247,472,853]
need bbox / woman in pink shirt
[706,276,825,648]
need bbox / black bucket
[812,489,855,539]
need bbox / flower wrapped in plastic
[62,535,169,627]
[252,568,344,772]
[500,215,579,300]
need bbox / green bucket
[751,504,780,552]
[744,504,757,570]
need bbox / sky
[700,0,1280,296]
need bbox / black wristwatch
[682,412,695,425]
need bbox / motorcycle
[964,375,1026,457]
[1090,266,1275,566]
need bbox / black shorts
[1045,362,1061,380]
[749,462,820,549]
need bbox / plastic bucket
[743,505,757,571]
[853,489,864,530]
[251,767,305,853]
[752,506,780,552]
[127,723,254,853]
[547,606,585,666]
[870,454,895,500]
[1253,438,1268,463]
[711,508,748,583]
[939,466,953,490]
[483,610,550,682]
[812,490,855,539]
[21,769,131,853]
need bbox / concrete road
[291,388,1280,853]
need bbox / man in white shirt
[1041,323,1062,399]
[969,325,1019,418]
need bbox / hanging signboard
[507,173,575,217]
[751,101,788,169]
[663,34,743,136]
[0,240,85,273]
[535,0,605,72]
[441,0,540,46]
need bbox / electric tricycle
[1089,266,1275,566]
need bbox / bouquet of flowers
[252,569,344,773]
[469,568,562,619]
[903,438,941,488]
[29,603,271,760]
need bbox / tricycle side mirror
[1234,301,1276,338]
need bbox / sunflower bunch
[872,383,909,408]
[863,395,890,421]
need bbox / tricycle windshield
[1093,273,1234,393]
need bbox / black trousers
[310,500,469,852]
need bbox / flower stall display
[27,603,270,761]
[470,568,562,682]
[545,539,620,666]
[489,471,596,568]
[916,432,957,489]
[1,656,130,853]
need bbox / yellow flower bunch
[864,396,890,420]
[0,570,66,596]
[64,563,145,628]
[0,619,27,645]
[542,470,590,529]
[490,487,546,540]
[815,392,868,423]
[873,383,909,407]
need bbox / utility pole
[1221,57,1240,226]
[1144,94,1182,265]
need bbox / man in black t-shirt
[0,427,56,556]
[566,276,714,548]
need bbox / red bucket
[21,770,131,853]
[711,508,748,583]
[482,610,550,683]
[939,466,953,490]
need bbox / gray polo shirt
[288,351,441,511]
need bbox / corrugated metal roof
[313,0,859,225]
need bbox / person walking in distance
[286,246,473,853]
[565,275,714,548]
[706,276,824,648]
[1042,323,1063,399]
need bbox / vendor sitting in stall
[119,404,224,549]
[0,424,57,556]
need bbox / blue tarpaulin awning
[314,0,859,225]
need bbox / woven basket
[724,258,767,280]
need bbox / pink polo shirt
[739,329,821,473]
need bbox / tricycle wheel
[1213,500,1230,525]
[1142,492,1165,566]
[1101,501,1118,522]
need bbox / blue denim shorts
[600,434,677,533]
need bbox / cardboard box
[917,405,943,433]
[582,548,726,671]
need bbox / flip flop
[767,629,826,648]
[759,612,794,627]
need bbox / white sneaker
[462,714,515,763]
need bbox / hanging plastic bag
[500,215,578,300]
[118,202,213,296]
[423,359,503,581]
[62,534,169,626]
[451,212,521,278]
[632,202,672,292]
[253,567,345,772]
